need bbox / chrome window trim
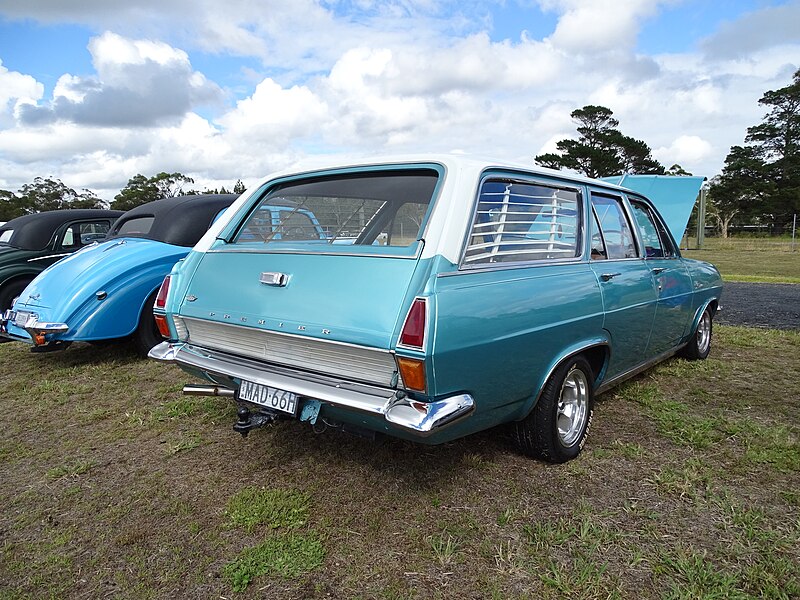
[440,254,586,277]
[219,162,446,254]
[27,253,71,262]
[458,171,586,271]
[206,244,424,260]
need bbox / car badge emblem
[260,272,289,287]
[186,295,197,302]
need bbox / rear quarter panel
[430,262,605,437]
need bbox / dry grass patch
[0,327,798,598]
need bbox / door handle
[600,272,621,282]
[652,267,666,275]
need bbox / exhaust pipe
[183,384,235,398]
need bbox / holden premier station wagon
[148,156,722,463]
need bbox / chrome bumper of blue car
[148,341,474,436]
[0,309,68,344]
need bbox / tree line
[3,69,798,235]
[0,172,246,222]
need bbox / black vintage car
[0,209,123,312]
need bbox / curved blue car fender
[514,335,612,421]
[66,272,167,340]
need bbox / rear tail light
[155,275,171,309]
[399,297,427,350]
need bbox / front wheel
[680,307,713,360]
[513,356,594,463]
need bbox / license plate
[14,311,32,327]
[238,379,298,416]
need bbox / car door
[628,198,694,356]
[588,192,658,377]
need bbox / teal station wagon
[149,156,722,462]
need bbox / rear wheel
[513,356,594,463]
[680,307,713,360]
[133,292,162,357]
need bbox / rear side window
[234,169,438,251]
[463,180,581,265]
[630,200,676,258]
[590,194,637,260]
[59,220,113,249]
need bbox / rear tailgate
[178,251,422,350]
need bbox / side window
[79,221,111,244]
[590,194,637,260]
[463,180,582,265]
[59,224,81,249]
[631,200,676,258]
[60,221,111,249]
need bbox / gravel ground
[716,281,800,330]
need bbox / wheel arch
[688,297,719,338]
[516,338,610,421]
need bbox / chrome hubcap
[557,368,589,446]
[697,311,711,353]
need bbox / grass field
[682,237,800,283]
[1,323,798,599]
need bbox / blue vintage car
[0,194,237,354]
[147,156,722,462]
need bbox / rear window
[115,216,155,237]
[0,229,13,244]
[233,169,439,253]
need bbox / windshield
[232,169,439,253]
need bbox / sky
[1,0,799,201]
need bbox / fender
[685,297,719,342]
[515,336,611,420]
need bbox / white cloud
[0,60,44,125]
[18,32,223,127]
[654,135,713,168]
[539,0,666,53]
[0,0,799,197]
[218,78,328,146]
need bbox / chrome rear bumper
[148,341,474,436]
[1,309,68,344]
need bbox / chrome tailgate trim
[182,317,399,387]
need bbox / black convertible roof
[0,209,124,251]
[108,194,239,247]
